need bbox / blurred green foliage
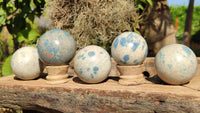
[0,0,45,48]
[169,5,200,43]
[134,0,153,10]
[0,0,46,76]
[2,55,13,76]
[0,39,4,61]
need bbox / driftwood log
[0,57,200,113]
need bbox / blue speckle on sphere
[56,54,64,60]
[142,41,146,50]
[78,54,84,59]
[50,42,53,46]
[88,51,95,57]
[133,59,138,63]
[132,42,140,52]
[38,44,44,54]
[143,49,148,59]
[142,45,144,50]
[159,51,164,59]
[49,29,59,34]
[180,75,185,78]
[58,35,62,40]
[64,32,71,37]
[44,39,49,46]
[179,65,188,74]
[127,39,133,43]
[162,60,165,64]
[133,35,138,39]
[100,51,103,54]
[90,74,94,78]
[114,38,119,49]
[168,64,172,69]
[159,51,162,58]
[127,32,134,39]
[82,57,86,60]
[46,45,52,53]
[190,60,194,64]
[126,33,133,43]
[87,68,90,71]
[123,55,130,64]
[182,46,191,56]
[52,47,59,55]
[120,59,125,64]
[79,69,83,74]
[120,38,126,46]
[93,66,99,72]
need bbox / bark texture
[0,58,200,113]
[182,0,194,47]
[140,0,177,56]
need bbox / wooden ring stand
[117,63,150,86]
[46,65,69,84]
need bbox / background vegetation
[169,5,200,56]
[169,5,200,43]
[0,0,46,77]
[0,0,152,77]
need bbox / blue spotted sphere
[74,45,112,83]
[37,29,76,65]
[111,32,148,65]
[155,44,198,85]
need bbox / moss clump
[47,0,138,52]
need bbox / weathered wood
[0,58,200,113]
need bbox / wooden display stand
[46,65,69,84]
[117,63,151,85]
[0,58,200,113]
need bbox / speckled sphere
[111,32,148,65]
[11,47,42,80]
[155,44,198,85]
[74,45,112,83]
[37,29,76,65]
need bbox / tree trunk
[3,26,9,58]
[182,0,194,47]
[13,35,19,51]
[139,0,177,56]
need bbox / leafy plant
[169,5,200,42]
[0,39,5,61]
[0,0,45,50]
[133,0,153,34]
[0,0,46,76]
[134,0,153,10]
[17,29,40,44]
[2,55,13,76]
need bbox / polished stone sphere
[111,32,148,65]
[74,45,112,83]
[11,47,42,80]
[155,44,198,85]
[37,29,76,65]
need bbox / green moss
[48,0,138,53]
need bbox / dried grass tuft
[47,0,138,51]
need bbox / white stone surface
[111,32,148,65]
[155,44,198,85]
[74,45,111,83]
[11,47,42,80]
